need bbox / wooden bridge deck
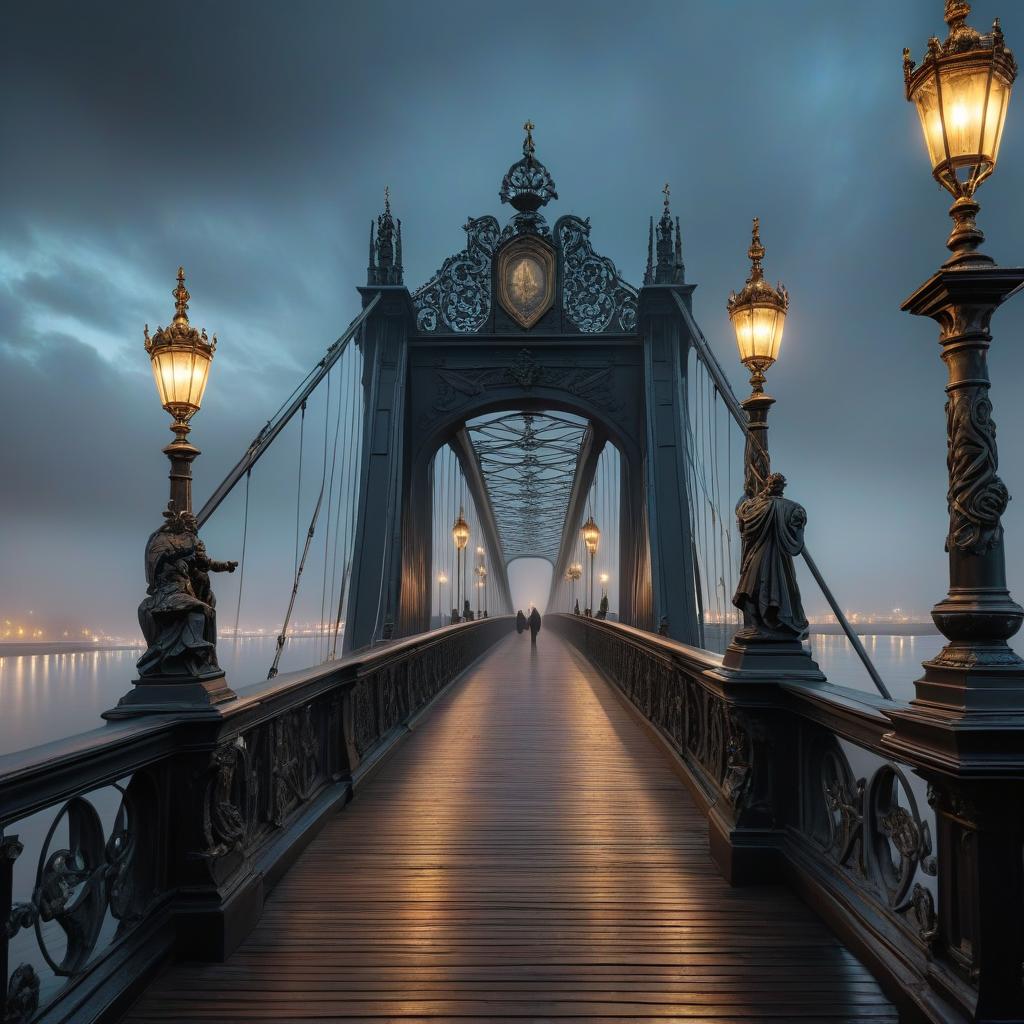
[124,631,896,1022]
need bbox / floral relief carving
[557,215,639,334]
[413,216,500,332]
[945,387,1009,555]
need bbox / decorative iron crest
[496,236,556,329]
[427,350,620,422]
[413,216,500,333]
[557,215,639,333]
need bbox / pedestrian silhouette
[529,607,542,646]
[516,609,526,634]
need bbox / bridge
[5,9,1024,1019]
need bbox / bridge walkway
[124,631,896,1022]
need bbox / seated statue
[136,504,236,679]
[732,472,808,641]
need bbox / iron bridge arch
[344,133,703,651]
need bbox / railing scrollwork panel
[2,617,510,1024]
[547,614,993,1024]
[801,730,938,945]
[3,769,165,1024]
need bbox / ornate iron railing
[0,617,510,1024]
[549,614,995,1024]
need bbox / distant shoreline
[0,641,143,656]
[808,623,939,637]
[0,624,940,657]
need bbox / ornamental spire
[172,267,190,324]
[644,216,654,286]
[727,217,789,324]
[145,267,214,359]
[523,120,535,158]
[747,217,766,280]
[651,183,684,285]
[500,120,558,213]
[368,186,404,286]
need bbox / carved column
[741,391,773,500]
[900,267,1024,709]
[887,263,1024,1021]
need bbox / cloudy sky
[3,0,1024,636]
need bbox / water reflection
[699,625,941,703]
[0,637,323,755]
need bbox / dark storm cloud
[2,0,1024,633]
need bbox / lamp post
[600,572,609,597]
[900,2,1024,704]
[437,572,448,626]
[567,562,582,612]
[452,507,470,619]
[892,7,1024,1014]
[727,219,788,498]
[107,268,237,718]
[581,516,600,615]
[477,562,488,617]
[475,563,487,618]
[144,268,217,513]
[476,547,486,617]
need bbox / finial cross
[523,120,535,157]
[662,182,671,209]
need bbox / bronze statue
[136,504,236,679]
[733,473,808,641]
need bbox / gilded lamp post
[723,225,817,676]
[890,6,1024,1014]
[107,268,237,717]
[899,1,1024,710]
[437,571,448,626]
[581,516,600,615]
[452,508,470,618]
[727,219,788,498]
[566,562,582,612]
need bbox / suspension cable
[294,401,306,577]
[231,467,252,642]
[269,374,332,679]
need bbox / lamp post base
[103,671,237,719]
[722,631,824,680]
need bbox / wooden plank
[123,632,896,1022]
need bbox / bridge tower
[345,129,705,651]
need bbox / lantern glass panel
[914,62,1013,176]
[732,304,785,368]
[150,345,211,418]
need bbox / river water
[0,632,944,758]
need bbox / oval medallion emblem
[496,238,556,329]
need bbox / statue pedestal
[103,671,237,719]
[722,631,824,680]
